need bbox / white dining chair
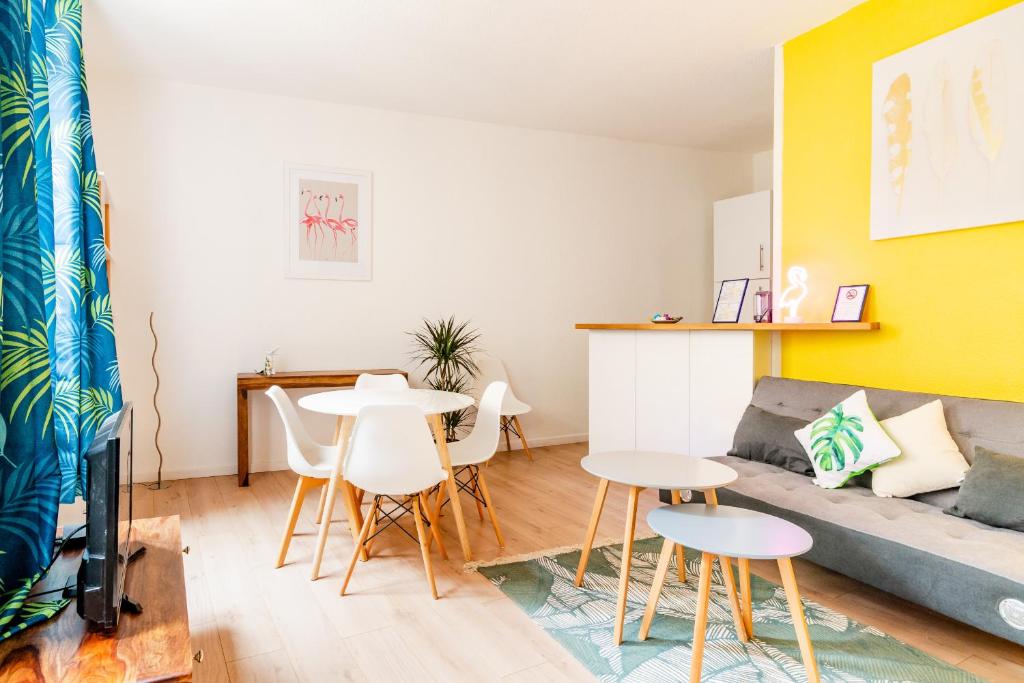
[354,373,409,390]
[443,381,508,547]
[472,354,533,460]
[340,404,449,599]
[266,385,339,568]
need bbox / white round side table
[574,451,738,645]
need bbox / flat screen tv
[76,402,141,632]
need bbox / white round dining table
[300,388,477,578]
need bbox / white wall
[88,74,753,481]
[752,149,773,192]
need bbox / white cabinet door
[714,191,771,281]
[588,331,636,453]
[689,331,755,457]
[635,332,690,453]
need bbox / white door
[714,191,771,281]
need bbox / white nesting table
[574,451,738,645]
[299,388,475,577]
[640,504,818,682]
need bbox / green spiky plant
[408,317,481,442]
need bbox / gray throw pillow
[944,447,1024,532]
[729,405,814,476]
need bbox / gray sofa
[712,376,1024,646]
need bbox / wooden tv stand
[0,515,192,682]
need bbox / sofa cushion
[794,390,901,488]
[872,399,970,498]
[946,446,1024,532]
[728,404,813,476]
[715,455,1024,584]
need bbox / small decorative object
[754,289,772,323]
[409,317,481,442]
[285,163,372,280]
[832,285,869,322]
[258,347,279,376]
[147,312,168,490]
[650,313,683,324]
[712,279,749,323]
[778,266,808,323]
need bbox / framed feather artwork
[870,2,1024,240]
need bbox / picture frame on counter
[713,278,749,323]
[832,284,869,322]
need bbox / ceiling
[84,0,863,153]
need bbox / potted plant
[408,317,481,441]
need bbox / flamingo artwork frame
[285,163,372,280]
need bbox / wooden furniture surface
[575,322,879,331]
[236,369,406,486]
[0,516,191,683]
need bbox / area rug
[477,537,981,682]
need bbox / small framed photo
[713,278,749,323]
[832,285,869,322]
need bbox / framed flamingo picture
[285,163,372,280]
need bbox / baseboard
[137,433,590,484]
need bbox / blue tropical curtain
[0,0,121,639]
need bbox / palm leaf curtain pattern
[0,0,121,638]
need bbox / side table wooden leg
[237,388,249,487]
[574,478,609,587]
[705,488,718,506]
[638,537,675,640]
[778,557,820,683]
[738,557,753,637]
[670,489,687,582]
[717,555,749,642]
[690,552,714,683]
[613,485,641,646]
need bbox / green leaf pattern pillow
[795,390,901,488]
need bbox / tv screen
[77,402,135,632]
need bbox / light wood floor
[133,442,1024,682]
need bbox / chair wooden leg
[315,481,328,524]
[471,468,485,521]
[420,491,448,560]
[511,416,533,461]
[312,416,353,580]
[363,500,381,558]
[339,479,368,562]
[613,485,641,646]
[502,417,513,453]
[426,481,448,553]
[277,476,312,568]
[411,496,439,600]
[670,489,687,582]
[475,468,505,547]
[690,552,714,683]
[778,557,820,683]
[638,537,675,640]
[738,557,753,637]
[574,478,609,587]
[717,556,749,642]
[340,497,379,596]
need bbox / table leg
[670,489,686,582]
[311,416,357,580]
[431,414,473,561]
[738,557,753,637]
[237,388,249,486]
[717,556,749,642]
[690,552,714,683]
[705,487,719,506]
[574,478,609,587]
[638,537,675,640]
[778,557,820,683]
[613,485,641,646]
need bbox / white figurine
[778,266,809,323]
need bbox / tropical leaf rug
[476,537,981,682]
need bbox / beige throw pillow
[872,399,970,498]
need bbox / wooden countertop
[575,322,880,331]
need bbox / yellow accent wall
[781,0,1024,402]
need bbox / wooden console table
[0,516,191,682]
[236,369,406,486]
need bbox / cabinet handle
[759,244,765,271]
